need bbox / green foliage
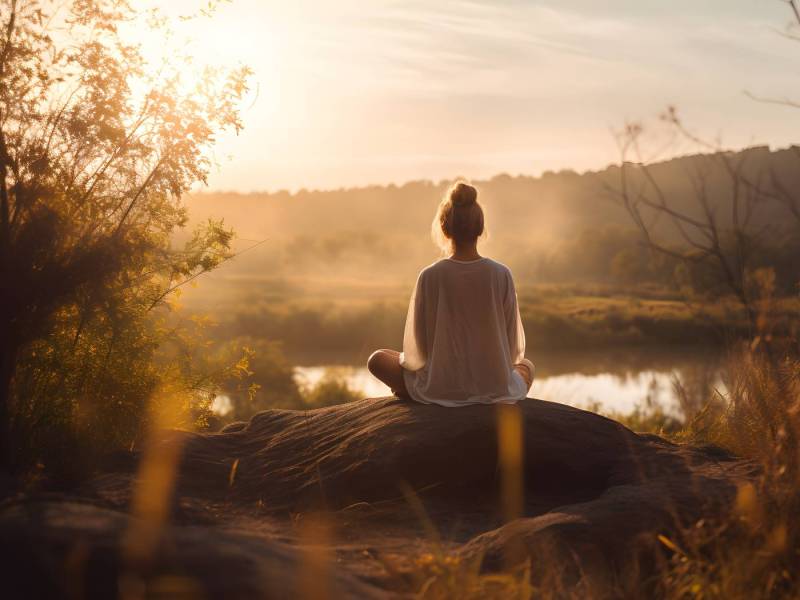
[0,0,251,476]
[216,337,303,420]
[209,353,362,426]
[615,262,800,596]
[536,226,683,286]
[299,369,362,408]
[586,399,683,436]
[206,289,800,366]
[223,300,407,359]
[650,345,800,599]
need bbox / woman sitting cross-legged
[367,181,534,406]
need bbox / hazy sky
[159,0,799,192]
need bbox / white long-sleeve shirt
[399,256,528,406]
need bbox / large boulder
[0,397,758,598]
[171,397,676,505]
[0,499,385,599]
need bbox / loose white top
[399,257,528,407]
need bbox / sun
[120,1,276,124]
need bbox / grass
[182,279,800,597]
[200,284,800,362]
[410,552,535,600]
[650,352,800,599]
[400,341,800,599]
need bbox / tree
[0,0,250,471]
[611,1,800,328]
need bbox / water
[294,350,723,416]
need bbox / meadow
[177,234,799,426]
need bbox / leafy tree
[0,0,250,472]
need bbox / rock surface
[0,397,758,598]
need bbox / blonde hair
[431,181,485,253]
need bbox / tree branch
[789,0,800,25]
[743,90,800,110]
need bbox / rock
[0,499,384,599]
[0,397,758,598]
[172,398,645,507]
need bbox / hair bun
[434,181,485,250]
[450,182,477,207]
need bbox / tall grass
[653,344,800,599]
[407,329,799,598]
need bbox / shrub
[300,369,363,408]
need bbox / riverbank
[204,286,798,357]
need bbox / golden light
[119,1,277,127]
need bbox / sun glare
[120,2,276,125]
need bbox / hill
[183,145,800,305]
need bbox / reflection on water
[295,366,391,400]
[535,371,681,415]
[294,349,725,417]
[295,366,682,414]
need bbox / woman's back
[367,180,533,406]
[400,257,528,406]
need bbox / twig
[147,237,270,310]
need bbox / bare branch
[788,0,800,25]
[146,237,270,310]
[743,90,800,110]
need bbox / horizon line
[191,142,792,198]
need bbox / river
[293,347,725,417]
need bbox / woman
[367,181,534,406]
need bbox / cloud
[185,0,800,190]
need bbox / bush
[650,344,800,598]
[300,369,363,409]
[0,0,250,479]
[215,337,303,421]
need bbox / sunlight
[118,2,277,129]
[3,1,799,597]
[210,394,233,416]
[496,403,524,522]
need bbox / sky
[148,0,800,192]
